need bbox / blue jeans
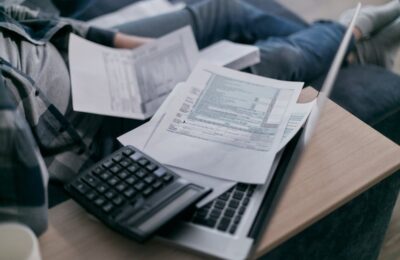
[116,0,349,82]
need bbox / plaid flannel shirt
[0,5,116,234]
[0,77,49,235]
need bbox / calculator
[65,145,211,242]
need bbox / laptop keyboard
[186,184,256,234]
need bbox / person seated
[0,0,399,234]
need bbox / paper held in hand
[141,62,304,184]
[69,26,199,120]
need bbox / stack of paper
[199,40,260,71]
[118,62,315,204]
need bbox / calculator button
[96,184,108,194]
[142,187,154,197]
[122,148,134,156]
[113,196,124,206]
[102,160,113,168]
[112,154,123,162]
[146,163,158,171]
[135,169,148,178]
[152,181,163,190]
[134,181,146,191]
[85,191,97,200]
[117,170,129,179]
[119,159,131,168]
[102,203,114,213]
[144,175,155,184]
[116,183,127,192]
[163,173,173,183]
[94,197,105,206]
[92,166,103,175]
[110,165,122,174]
[129,152,142,161]
[138,158,149,166]
[123,188,136,198]
[127,164,139,173]
[82,175,99,187]
[125,176,137,185]
[107,177,119,186]
[154,168,167,177]
[73,182,89,194]
[100,172,111,180]
[105,190,116,199]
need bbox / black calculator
[65,145,211,242]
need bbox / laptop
[159,4,361,259]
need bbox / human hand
[113,32,154,49]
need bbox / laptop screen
[303,3,361,145]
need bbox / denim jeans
[116,0,348,83]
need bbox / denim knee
[252,44,306,81]
[252,21,350,82]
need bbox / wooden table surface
[39,88,400,259]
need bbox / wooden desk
[39,89,400,259]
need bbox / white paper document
[278,100,316,150]
[89,0,185,29]
[143,63,303,183]
[69,26,198,119]
[199,40,260,70]
[118,84,236,206]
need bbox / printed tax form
[69,26,198,120]
[142,63,303,184]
